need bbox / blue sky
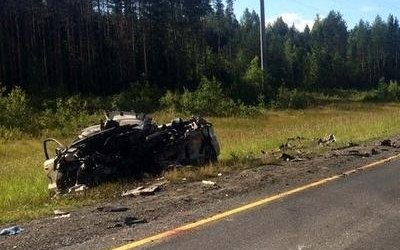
[234,0,400,31]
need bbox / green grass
[2,102,400,224]
[213,102,400,160]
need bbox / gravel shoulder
[2,136,400,250]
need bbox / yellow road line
[113,153,400,250]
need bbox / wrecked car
[43,112,220,193]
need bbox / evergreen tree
[1,2,400,100]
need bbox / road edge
[112,153,400,250]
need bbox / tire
[203,142,218,164]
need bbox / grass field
[2,102,400,224]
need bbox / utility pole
[260,0,266,85]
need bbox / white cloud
[267,13,315,31]
[360,6,378,13]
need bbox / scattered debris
[260,151,276,164]
[280,136,306,150]
[54,214,71,219]
[293,157,305,162]
[202,180,217,186]
[43,113,220,194]
[381,139,394,147]
[371,148,380,155]
[107,223,123,229]
[122,187,145,197]
[348,150,370,158]
[279,142,293,150]
[279,153,296,162]
[278,153,305,162]
[53,209,69,216]
[124,217,147,226]
[0,226,24,236]
[68,184,88,194]
[107,216,147,229]
[122,181,167,197]
[217,173,222,177]
[317,134,336,146]
[97,206,129,213]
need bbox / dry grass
[2,102,400,223]
[164,103,400,181]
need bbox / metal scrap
[43,113,220,194]
[53,209,69,216]
[124,217,147,226]
[279,136,306,150]
[122,181,167,197]
[0,226,24,236]
[348,150,370,158]
[317,134,336,146]
[371,148,380,155]
[381,139,395,147]
[107,223,123,229]
[54,214,71,219]
[279,153,296,161]
[68,184,88,194]
[202,180,217,186]
[278,153,305,162]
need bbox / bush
[0,79,261,140]
[111,82,160,113]
[364,81,400,102]
[160,90,181,111]
[0,126,24,140]
[161,77,260,117]
[180,77,229,116]
[275,88,318,109]
[0,86,39,135]
[39,96,102,136]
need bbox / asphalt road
[143,159,400,250]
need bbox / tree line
[0,0,400,103]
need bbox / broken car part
[43,112,220,193]
[380,139,395,147]
[121,181,167,197]
[124,217,147,226]
[0,226,24,236]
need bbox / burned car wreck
[43,112,220,193]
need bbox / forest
[4,0,400,226]
[1,0,400,104]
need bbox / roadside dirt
[2,136,400,250]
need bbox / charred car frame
[43,112,220,193]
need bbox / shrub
[363,81,400,102]
[111,82,160,113]
[0,126,24,140]
[161,77,260,117]
[275,88,318,109]
[180,77,229,116]
[377,81,400,101]
[0,86,39,135]
[160,90,181,111]
[39,96,102,136]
